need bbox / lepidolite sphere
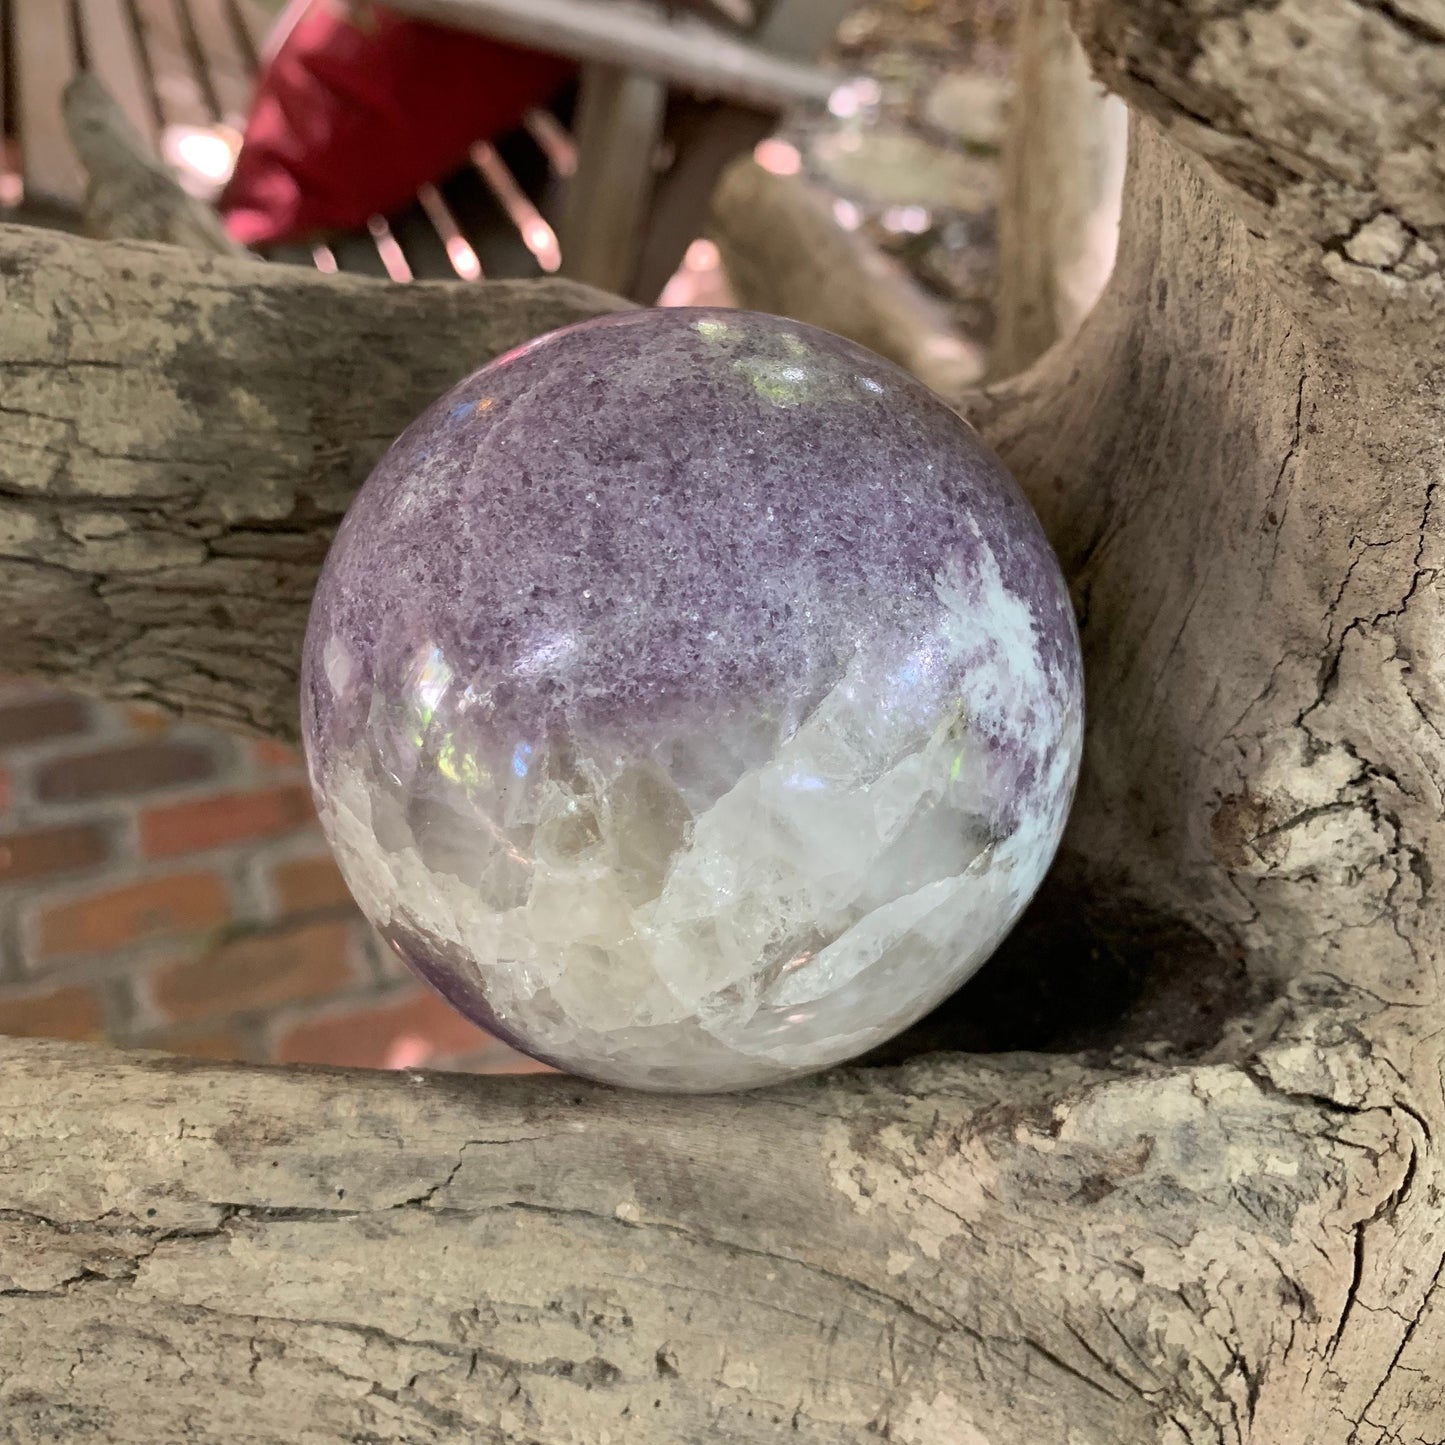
[302,309,1082,1091]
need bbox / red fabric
[221,1,575,248]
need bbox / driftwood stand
[2,3,1444,1442]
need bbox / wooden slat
[11,0,84,207]
[421,182,484,279]
[223,0,269,68]
[366,213,412,281]
[78,0,162,143]
[631,0,853,299]
[387,0,835,110]
[472,139,560,272]
[169,0,222,119]
[388,202,458,281]
[130,0,210,126]
[558,62,665,294]
[181,0,252,125]
[328,230,391,279]
[524,109,577,177]
[439,163,536,279]
[671,0,755,30]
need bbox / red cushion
[221,1,575,248]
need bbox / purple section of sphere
[303,309,1077,772]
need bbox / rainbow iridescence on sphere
[301,309,1083,1091]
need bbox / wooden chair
[385,0,852,297]
[0,0,848,299]
[0,0,264,222]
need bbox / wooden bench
[0,0,848,298]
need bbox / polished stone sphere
[301,309,1082,1091]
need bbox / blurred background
[0,0,1124,1073]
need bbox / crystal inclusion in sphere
[301,309,1082,1092]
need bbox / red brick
[254,739,303,771]
[37,871,230,957]
[151,918,354,1024]
[0,695,90,748]
[34,741,215,803]
[0,824,109,883]
[140,785,317,858]
[139,1025,247,1062]
[0,984,104,1041]
[275,985,485,1068]
[271,854,353,913]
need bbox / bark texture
[709,158,985,401]
[0,1037,1409,1444]
[62,74,245,258]
[0,229,622,739]
[1,3,1443,1442]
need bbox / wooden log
[0,2,1443,1437]
[61,72,244,253]
[0,1032,1407,1444]
[0,220,625,737]
[710,159,983,403]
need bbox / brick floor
[0,679,538,1076]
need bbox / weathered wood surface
[62,74,244,255]
[0,225,624,739]
[709,158,985,401]
[0,1036,1407,1443]
[1,1,1443,1440]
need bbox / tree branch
[0,225,625,737]
[1066,0,1445,356]
[0,1033,1413,1444]
[62,74,245,256]
[2,4,1444,1436]
[708,158,984,402]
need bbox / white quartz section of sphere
[312,565,1081,1092]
